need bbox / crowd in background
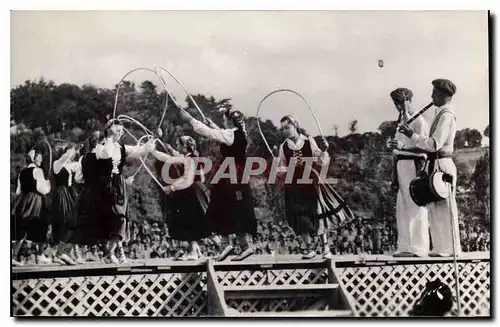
[14,217,490,265]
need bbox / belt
[395,155,426,161]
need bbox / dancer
[96,121,156,263]
[11,149,52,265]
[387,88,430,257]
[277,115,354,259]
[399,79,460,257]
[52,144,85,265]
[152,136,210,260]
[179,108,257,261]
[78,124,155,263]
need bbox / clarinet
[406,102,434,125]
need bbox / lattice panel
[227,296,330,313]
[337,261,490,317]
[12,273,208,317]
[216,268,328,287]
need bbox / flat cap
[432,79,457,96]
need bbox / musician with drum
[387,88,430,257]
[398,79,461,257]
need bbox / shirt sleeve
[95,137,114,159]
[72,159,84,184]
[189,117,235,145]
[410,112,454,152]
[308,136,329,166]
[124,143,149,159]
[53,149,75,174]
[152,150,185,164]
[33,168,51,195]
[169,156,196,192]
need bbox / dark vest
[54,167,70,187]
[19,167,37,193]
[219,129,248,181]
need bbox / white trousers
[427,158,461,254]
[396,159,429,254]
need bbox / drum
[409,171,451,207]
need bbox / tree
[333,124,339,137]
[484,125,490,138]
[466,129,483,148]
[471,151,490,225]
[348,119,358,134]
[378,120,398,140]
[454,129,466,149]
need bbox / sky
[10,10,489,136]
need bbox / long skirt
[285,169,355,236]
[166,181,211,242]
[52,186,79,243]
[206,182,257,237]
[11,192,49,243]
[77,174,129,245]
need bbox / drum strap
[427,108,455,174]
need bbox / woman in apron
[153,136,210,260]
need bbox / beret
[390,88,413,103]
[432,79,457,96]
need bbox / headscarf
[390,88,413,104]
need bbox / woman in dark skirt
[51,144,84,265]
[11,150,52,265]
[179,108,257,261]
[153,136,210,260]
[277,115,355,259]
[89,122,155,263]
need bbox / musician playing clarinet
[398,79,461,257]
[387,88,430,257]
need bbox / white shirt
[16,163,51,195]
[277,134,330,171]
[152,150,197,192]
[95,138,150,174]
[410,103,456,153]
[189,117,237,146]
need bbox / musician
[278,115,354,259]
[399,79,460,257]
[52,144,85,265]
[152,136,210,261]
[179,108,257,262]
[388,88,430,257]
[11,150,52,265]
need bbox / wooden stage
[12,252,490,317]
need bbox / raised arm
[53,148,76,174]
[152,150,185,164]
[188,117,235,145]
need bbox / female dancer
[11,150,52,265]
[78,125,155,263]
[277,115,354,259]
[152,136,210,260]
[179,108,257,261]
[51,144,85,265]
